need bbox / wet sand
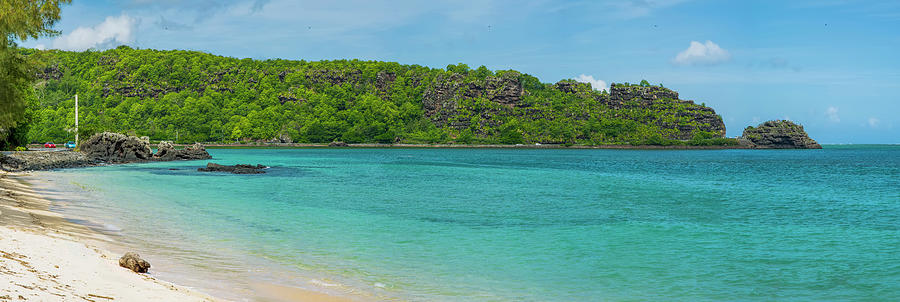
[0,171,358,302]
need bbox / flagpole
[75,94,78,145]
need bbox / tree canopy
[0,0,70,147]
[22,47,733,147]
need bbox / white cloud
[575,74,609,92]
[826,106,840,123]
[51,14,137,51]
[673,40,731,66]
[868,117,880,128]
[35,44,46,50]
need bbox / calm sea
[30,146,900,301]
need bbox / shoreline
[0,171,219,301]
[181,142,751,149]
[1,171,359,302]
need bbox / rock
[177,143,212,160]
[422,72,525,129]
[0,153,25,172]
[153,141,177,160]
[81,132,152,162]
[604,84,726,140]
[197,163,266,174]
[609,83,679,101]
[118,252,151,273]
[740,120,822,149]
[1,150,93,172]
[152,142,212,160]
[328,141,349,147]
[268,134,293,144]
[555,80,590,94]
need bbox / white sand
[0,171,363,302]
[0,226,216,301]
[0,171,218,301]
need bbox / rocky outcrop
[0,151,93,171]
[152,141,212,161]
[0,134,211,172]
[118,252,151,273]
[198,163,267,174]
[80,132,152,162]
[178,143,212,160]
[740,120,821,149]
[152,141,178,161]
[608,84,679,102]
[555,80,591,94]
[422,72,525,129]
[604,84,726,140]
[328,141,349,147]
[375,71,396,92]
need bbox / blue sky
[18,0,900,143]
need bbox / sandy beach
[1,170,366,302]
[0,171,220,301]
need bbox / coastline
[1,170,365,302]
[179,142,751,149]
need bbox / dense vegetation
[1,0,69,149]
[20,46,733,146]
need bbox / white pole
[75,94,78,145]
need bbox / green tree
[1,0,70,147]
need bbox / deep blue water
[35,146,900,301]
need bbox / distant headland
[18,47,818,149]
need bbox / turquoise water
[34,146,900,301]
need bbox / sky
[17,0,900,143]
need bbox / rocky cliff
[740,120,822,149]
[421,76,726,141]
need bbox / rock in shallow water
[153,141,178,161]
[119,252,151,273]
[152,141,211,161]
[197,163,267,174]
[81,132,153,162]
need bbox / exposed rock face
[153,141,177,161]
[152,141,212,160]
[198,163,267,174]
[609,84,679,101]
[178,143,213,160]
[740,120,822,149]
[554,80,591,94]
[422,72,525,129]
[328,141,349,147]
[118,252,151,273]
[375,71,396,92]
[604,84,726,140]
[81,132,152,162]
[419,75,726,141]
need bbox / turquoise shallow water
[33,146,900,301]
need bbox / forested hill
[23,46,730,145]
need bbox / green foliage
[1,0,70,149]
[20,47,729,146]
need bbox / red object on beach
[43,142,56,148]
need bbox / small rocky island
[740,120,822,149]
